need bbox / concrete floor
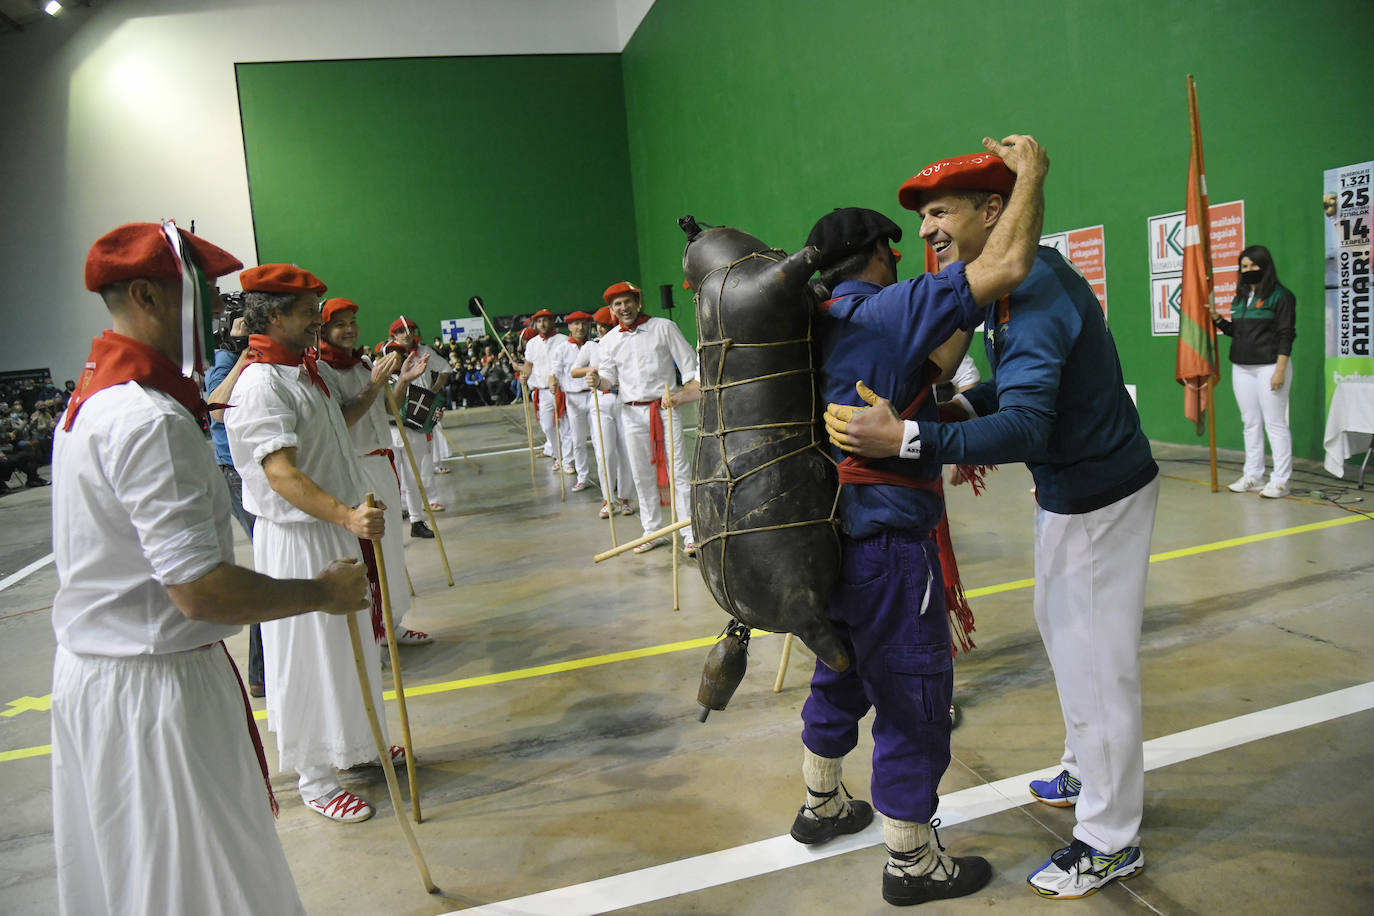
[2,403,1372,915]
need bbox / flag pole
[1207,375,1218,492]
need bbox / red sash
[219,643,278,817]
[357,538,385,642]
[63,331,211,430]
[366,447,401,492]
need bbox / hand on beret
[982,134,1048,181]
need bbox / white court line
[0,552,54,594]
[447,681,1374,916]
[448,428,699,462]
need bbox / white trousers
[390,424,433,517]
[358,452,412,628]
[535,386,570,462]
[590,390,634,501]
[620,401,693,542]
[431,424,453,463]
[563,390,592,483]
[1231,361,1292,486]
[51,645,305,916]
[1033,476,1158,853]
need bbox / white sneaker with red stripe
[599,500,611,519]
[395,627,432,646]
[307,788,374,823]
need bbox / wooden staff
[593,518,689,562]
[590,384,617,547]
[404,564,415,598]
[366,494,421,823]
[385,389,454,587]
[552,379,566,502]
[665,384,680,612]
[437,425,480,474]
[467,296,537,493]
[773,633,794,693]
[344,521,437,892]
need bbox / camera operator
[204,293,266,696]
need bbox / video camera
[213,291,248,353]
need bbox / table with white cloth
[1322,380,1374,486]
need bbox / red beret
[85,223,242,292]
[320,298,358,323]
[602,281,641,304]
[891,246,903,263]
[531,308,554,319]
[593,306,614,325]
[565,310,594,322]
[240,263,327,296]
[897,152,1016,211]
[520,327,538,341]
[389,316,418,336]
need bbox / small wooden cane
[366,495,422,823]
[468,296,536,492]
[437,425,480,474]
[773,633,794,693]
[590,385,617,547]
[404,564,415,598]
[385,389,454,587]
[551,379,566,502]
[665,385,682,612]
[344,516,437,892]
[593,518,689,562]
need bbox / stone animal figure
[680,215,849,675]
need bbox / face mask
[1240,269,1263,285]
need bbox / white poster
[440,317,485,342]
[1147,199,1244,336]
[1324,161,1373,362]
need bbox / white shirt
[316,359,391,455]
[596,317,699,403]
[550,337,592,392]
[51,383,238,656]
[524,334,564,389]
[225,362,365,524]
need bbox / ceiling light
[44,1,64,15]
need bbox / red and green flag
[1176,74,1220,433]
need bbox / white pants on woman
[1231,361,1292,486]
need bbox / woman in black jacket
[1210,245,1296,498]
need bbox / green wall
[236,54,640,345]
[621,0,1374,460]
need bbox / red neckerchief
[245,334,331,398]
[539,331,555,340]
[317,339,365,370]
[63,331,210,431]
[567,337,587,347]
[617,314,651,333]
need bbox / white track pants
[620,401,692,543]
[1231,361,1292,486]
[390,425,432,517]
[590,391,634,501]
[563,390,592,484]
[1033,476,1158,854]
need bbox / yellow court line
[3,511,1369,763]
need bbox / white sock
[884,817,957,879]
[801,747,846,820]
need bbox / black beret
[805,207,903,269]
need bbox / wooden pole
[665,385,680,613]
[773,633,794,694]
[343,557,437,893]
[467,297,536,491]
[591,384,618,547]
[1207,371,1219,493]
[404,564,415,598]
[385,389,454,587]
[365,495,422,824]
[552,379,566,502]
[593,518,690,562]
[437,425,480,474]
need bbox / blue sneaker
[1029,770,1080,807]
[1027,839,1143,898]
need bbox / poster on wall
[440,317,486,342]
[1324,161,1373,381]
[1041,224,1108,318]
[1147,200,1245,335]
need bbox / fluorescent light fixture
[44,1,63,15]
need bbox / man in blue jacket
[827,151,1159,901]
[796,135,1048,908]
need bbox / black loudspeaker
[660,284,674,313]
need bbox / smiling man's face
[917,191,1000,268]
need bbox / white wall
[0,0,654,381]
